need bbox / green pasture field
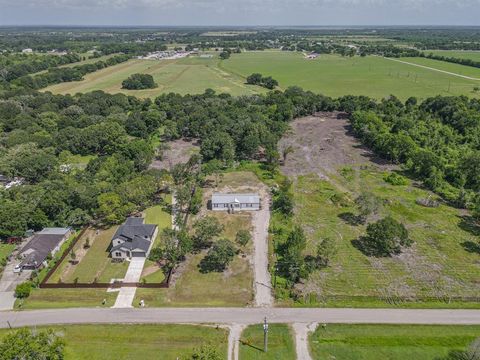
[0,324,228,359]
[43,55,264,97]
[221,51,480,99]
[426,50,480,62]
[309,324,480,360]
[240,324,296,360]
[275,169,480,308]
[0,243,15,260]
[398,56,480,78]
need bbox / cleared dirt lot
[150,138,200,171]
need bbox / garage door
[131,251,145,257]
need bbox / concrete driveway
[112,257,146,308]
[0,257,32,311]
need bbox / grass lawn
[135,252,253,307]
[14,288,117,310]
[49,227,128,284]
[309,324,480,360]
[274,169,480,308]
[43,55,263,98]
[0,243,15,260]
[0,324,228,360]
[221,51,480,100]
[144,193,172,247]
[240,324,296,360]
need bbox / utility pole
[263,317,269,353]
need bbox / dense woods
[122,73,158,90]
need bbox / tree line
[11,54,131,90]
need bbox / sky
[0,0,479,26]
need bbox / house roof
[212,193,260,204]
[19,230,70,268]
[111,217,156,253]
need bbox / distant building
[211,193,261,212]
[22,48,33,53]
[18,228,73,270]
[110,217,157,259]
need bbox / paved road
[2,308,480,328]
[383,57,480,81]
[252,190,273,307]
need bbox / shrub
[235,229,251,247]
[14,281,32,299]
[357,216,411,257]
[384,172,409,186]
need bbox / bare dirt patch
[150,138,200,171]
[279,112,395,184]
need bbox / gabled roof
[212,193,260,204]
[111,217,156,253]
[19,229,71,268]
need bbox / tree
[273,179,294,216]
[316,237,337,267]
[219,51,230,60]
[235,229,251,247]
[14,281,32,299]
[355,192,382,223]
[199,239,236,272]
[282,145,294,164]
[193,216,224,250]
[69,250,77,264]
[278,225,307,283]
[441,338,480,360]
[121,73,157,90]
[0,328,65,360]
[261,76,278,89]
[358,216,411,257]
[246,73,262,85]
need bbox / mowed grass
[240,324,296,360]
[0,324,228,360]
[15,288,116,310]
[0,243,15,260]
[279,168,480,307]
[50,227,128,284]
[398,56,480,78]
[221,51,480,100]
[309,324,480,360]
[44,55,263,97]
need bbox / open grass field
[240,324,296,360]
[44,55,264,97]
[15,288,116,310]
[221,51,480,100]
[398,56,480,78]
[309,324,480,360]
[426,50,480,62]
[0,324,228,359]
[48,227,128,284]
[43,51,480,100]
[275,114,480,308]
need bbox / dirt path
[252,189,273,307]
[292,323,317,360]
[227,324,245,360]
[383,57,480,81]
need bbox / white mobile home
[211,193,260,212]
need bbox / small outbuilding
[211,193,261,212]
